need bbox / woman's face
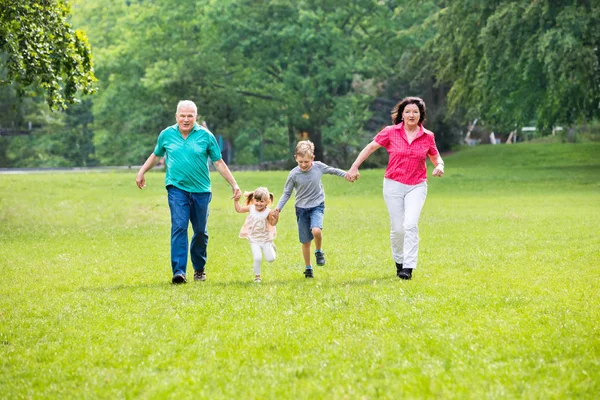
[402,104,420,128]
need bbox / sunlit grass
[1,143,599,399]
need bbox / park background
[1,0,599,399]
[1,0,599,167]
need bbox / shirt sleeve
[428,135,440,156]
[205,129,223,162]
[153,131,166,157]
[373,126,391,147]
[276,171,296,211]
[317,161,347,178]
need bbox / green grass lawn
[1,142,599,399]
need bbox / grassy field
[1,142,599,399]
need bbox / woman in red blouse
[347,97,444,280]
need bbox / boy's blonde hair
[295,140,314,157]
[244,187,275,206]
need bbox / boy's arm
[275,172,295,212]
[319,162,348,179]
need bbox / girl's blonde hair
[244,187,274,206]
[295,140,314,157]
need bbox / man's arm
[213,159,242,200]
[136,153,161,189]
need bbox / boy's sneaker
[172,274,187,284]
[194,270,206,282]
[254,275,262,283]
[304,268,314,278]
[315,250,326,266]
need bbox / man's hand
[136,173,146,189]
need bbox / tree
[0,0,97,109]
[206,0,393,162]
[425,0,600,133]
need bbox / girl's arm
[234,198,250,213]
[268,209,279,226]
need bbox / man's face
[176,105,196,135]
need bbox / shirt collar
[396,122,424,141]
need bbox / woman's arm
[429,154,444,177]
[347,141,382,179]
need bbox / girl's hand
[269,209,280,226]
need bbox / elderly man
[136,100,241,284]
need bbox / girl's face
[254,196,268,211]
[402,104,421,128]
[295,154,314,171]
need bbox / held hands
[345,167,360,182]
[272,208,280,219]
[432,164,444,177]
[232,186,242,200]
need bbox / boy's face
[295,154,314,171]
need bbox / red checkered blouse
[374,122,440,185]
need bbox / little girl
[234,187,279,282]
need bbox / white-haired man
[136,100,241,284]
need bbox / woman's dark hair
[391,97,426,125]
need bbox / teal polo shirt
[153,123,222,193]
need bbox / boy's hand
[345,171,359,182]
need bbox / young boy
[273,140,350,278]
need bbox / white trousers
[382,179,428,270]
[250,242,276,275]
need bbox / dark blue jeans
[167,186,212,277]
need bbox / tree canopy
[1,0,598,168]
[425,0,600,132]
[0,0,96,109]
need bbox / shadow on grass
[78,273,404,292]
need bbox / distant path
[0,163,272,174]
[0,166,147,175]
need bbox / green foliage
[5,99,97,167]
[426,0,600,132]
[207,0,432,161]
[1,143,599,397]
[0,0,97,109]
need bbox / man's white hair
[176,100,197,115]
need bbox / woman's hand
[346,167,360,182]
[432,164,444,177]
